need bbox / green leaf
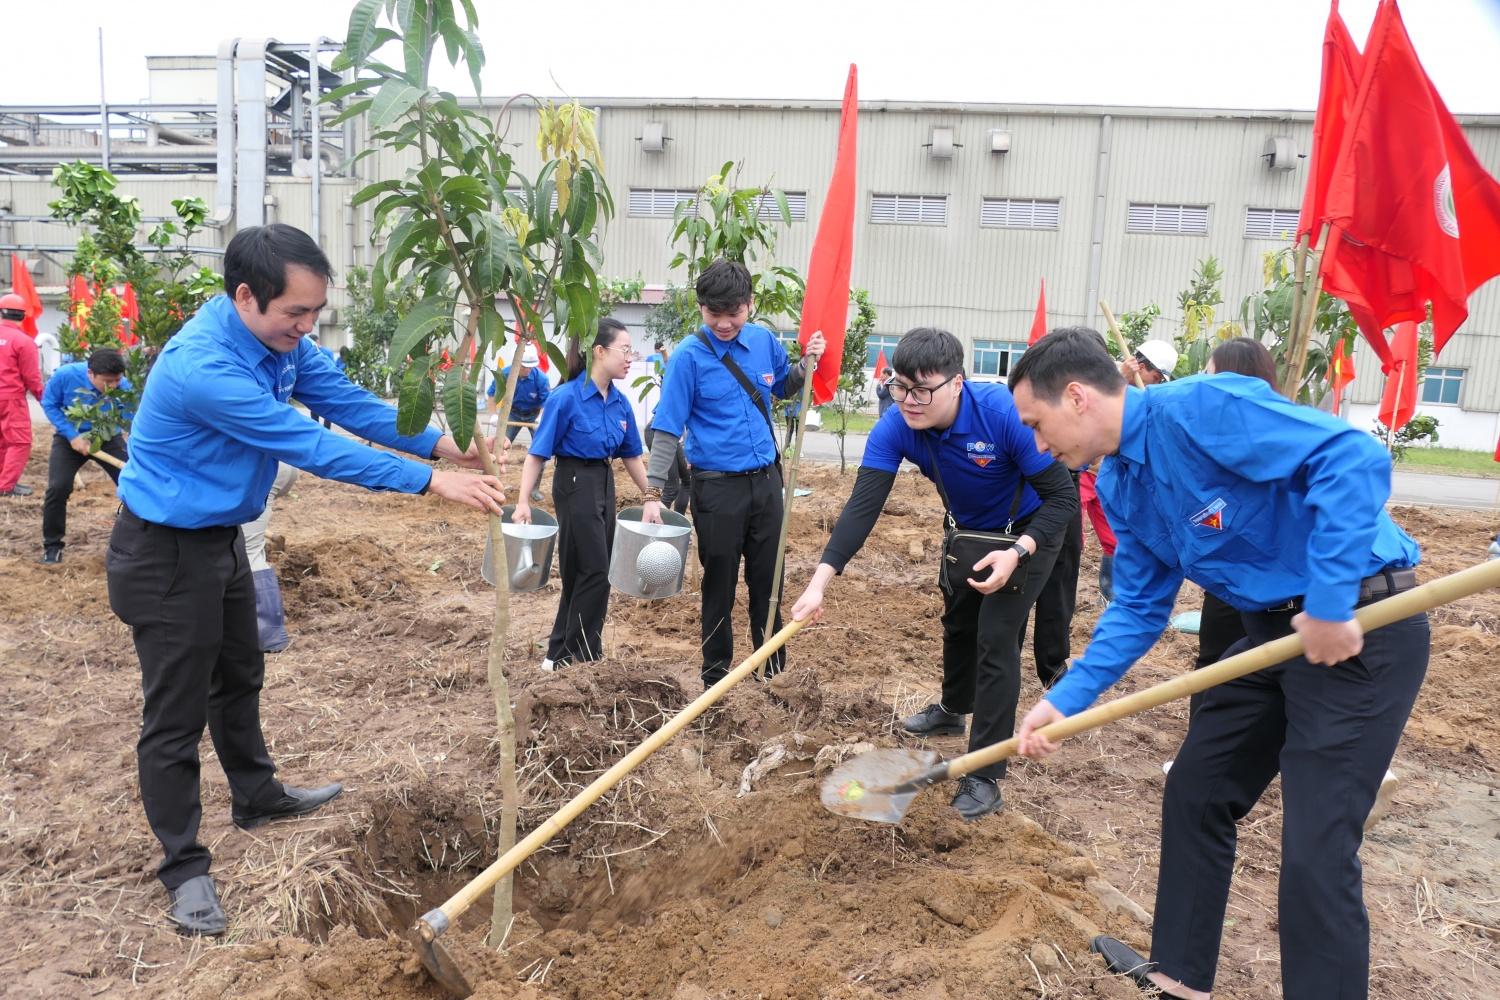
[351,178,403,207]
[397,361,436,437]
[327,97,375,128]
[320,76,382,105]
[343,0,384,67]
[369,81,424,128]
[441,363,477,449]
[388,295,456,363]
[775,189,792,226]
[477,303,506,355]
[474,213,521,293]
[542,339,569,376]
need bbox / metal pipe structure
[214,38,237,226]
[310,37,322,249]
[1085,114,1112,331]
[97,29,109,173]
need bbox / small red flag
[799,65,858,406]
[68,274,95,332]
[117,283,140,346]
[1326,338,1356,416]
[873,348,888,378]
[1376,321,1418,431]
[9,254,43,338]
[1027,280,1048,346]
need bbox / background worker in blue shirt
[791,327,1077,820]
[38,348,130,564]
[107,224,506,938]
[1009,328,1428,1000]
[642,259,824,688]
[513,318,650,670]
[487,344,552,501]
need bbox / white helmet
[1136,340,1178,381]
[521,344,540,367]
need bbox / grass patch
[1401,446,1500,477]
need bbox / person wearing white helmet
[488,342,552,501]
[1125,339,1178,386]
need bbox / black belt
[556,456,610,467]
[693,463,778,480]
[117,503,240,535]
[1258,566,1418,614]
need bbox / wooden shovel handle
[425,618,807,928]
[90,449,126,470]
[1098,300,1146,390]
[942,559,1500,781]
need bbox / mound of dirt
[279,535,414,615]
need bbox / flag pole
[1283,224,1331,400]
[759,362,816,679]
[1284,234,1311,394]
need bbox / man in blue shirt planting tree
[38,347,130,564]
[108,224,506,938]
[1009,327,1427,1000]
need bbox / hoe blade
[413,923,474,999]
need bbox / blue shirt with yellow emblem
[528,375,644,461]
[1045,373,1421,716]
[41,361,132,439]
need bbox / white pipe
[310,37,322,248]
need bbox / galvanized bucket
[609,506,692,600]
[481,506,558,592]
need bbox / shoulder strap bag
[924,435,1029,596]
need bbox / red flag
[1298,2,1362,252]
[117,283,140,346]
[1027,280,1048,346]
[68,274,95,332]
[799,65,858,406]
[9,254,43,338]
[873,348,888,378]
[1326,338,1356,415]
[1318,0,1500,363]
[1376,321,1418,430]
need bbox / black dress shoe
[38,547,62,565]
[169,875,227,936]
[901,702,968,736]
[233,782,344,830]
[951,775,1004,821]
[1091,936,1196,997]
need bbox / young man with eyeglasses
[643,259,824,688]
[791,327,1077,820]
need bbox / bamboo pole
[760,360,817,679]
[1282,223,1332,400]
[1099,301,1146,389]
[1284,235,1311,394]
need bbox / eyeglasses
[885,372,959,405]
[602,344,640,360]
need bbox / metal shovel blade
[820,748,942,824]
[413,917,474,999]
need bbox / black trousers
[939,517,1063,781]
[1151,604,1429,998]
[1190,591,1249,715]
[691,465,784,686]
[546,459,615,664]
[43,433,127,550]
[1018,478,1083,687]
[106,507,281,890]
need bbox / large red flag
[1297,2,1362,252]
[1326,337,1356,415]
[1318,0,1500,362]
[799,65,858,406]
[9,254,43,338]
[1377,321,1418,430]
[1027,280,1047,346]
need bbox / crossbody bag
[924,436,1030,596]
[695,330,782,474]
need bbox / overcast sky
[7,0,1500,113]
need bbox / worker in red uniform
[0,293,44,496]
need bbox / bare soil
[1,431,1496,999]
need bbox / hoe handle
[417,618,807,939]
[90,448,126,470]
[1099,300,1146,390]
[942,559,1500,781]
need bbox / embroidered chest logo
[1189,497,1227,531]
[760,372,774,386]
[276,359,298,402]
[965,440,996,468]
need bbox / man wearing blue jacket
[39,348,130,564]
[1009,328,1428,1000]
[107,224,506,937]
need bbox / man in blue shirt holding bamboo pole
[108,224,507,937]
[1008,327,1427,1000]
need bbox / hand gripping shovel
[414,618,807,998]
[823,560,1500,824]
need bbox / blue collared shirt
[651,323,792,472]
[528,376,644,461]
[118,295,441,528]
[1045,373,1421,717]
[487,366,551,413]
[862,381,1050,531]
[41,361,132,439]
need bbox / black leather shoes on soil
[950,775,1004,820]
[232,782,344,830]
[901,702,967,736]
[169,875,226,936]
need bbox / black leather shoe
[168,875,227,936]
[233,782,344,830]
[38,547,62,565]
[951,775,1003,820]
[1091,936,1196,997]
[901,702,967,736]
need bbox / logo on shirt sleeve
[760,371,774,386]
[1189,497,1227,531]
[619,419,628,431]
[965,440,996,468]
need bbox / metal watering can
[609,506,692,600]
[481,506,558,592]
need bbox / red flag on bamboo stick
[117,283,140,346]
[1376,321,1418,431]
[1318,0,1500,363]
[1027,280,1048,346]
[9,254,43,337]
[1326,338,1356,416]
[873,348,888,379]
[799,65,858,406]
[68,275,95,333]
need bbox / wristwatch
[1013,544,1032,568]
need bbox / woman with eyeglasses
[513,318,651,671]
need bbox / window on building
[753,191,808,221]
[628,188,698,218]
[972,339,1029,378]
[1243,207,1300,240]
[1127,202,1210,235]
[505,187,559,213]
[980,198,1061,230]
[866,333,902,369]
[1421,367,1464,405]
[870,193,948,226]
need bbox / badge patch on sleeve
[1189,498,1227,531]
[619,419,628,431]
[761,372,775,386]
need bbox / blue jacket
[1045,374,1421,716]
[487,365,551,413]
[118,295,441,528]
[41,361,132,439]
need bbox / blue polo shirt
[1045,374,1421,717]
[862,381,1050,531]
[41,361,132,438]
[651,323,792,472]
[487,365,551,413]
[118,295,441,529]
[528,376,643,461]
